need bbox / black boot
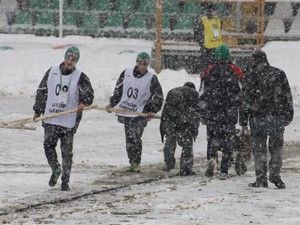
[205,159,215,177]
[180,170,196,176]
[48,168,62,187]
[61,182,70,191]
[248,178,268,188]
[269,176,286,189]
[162,163,175,172]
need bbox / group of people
[33,44,293,192]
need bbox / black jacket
[240,61,294,127]
[199,62,244,125]
[160,86,201,142]
[109,66,164,122]
[33,63,94,130]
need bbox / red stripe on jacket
[200,64,215,79]
[228,63,244,79]
[200,63,244,80]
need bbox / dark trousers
[206,123,236,174]
[250,117,285,180]
[123,118,147,165]
[163,131,194,173]
[43,124,74,183]
[199,48,214,71]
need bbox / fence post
[154,0,162,74]
[59,0,64,38]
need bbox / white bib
[44,64,81,128]
[116,68,153,117]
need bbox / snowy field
[0,34,299,224]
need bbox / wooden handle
[0,104,161,130]
[1,105,97,128]
[0,123,36,130]
[96,106,161,119]
[33,105,97,123]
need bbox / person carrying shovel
[33,46,94,191]
[106,52,164,172]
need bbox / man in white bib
[106,52,164,172]
[33,46,94,191]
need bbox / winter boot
[269,176,286,189]
[127,163,140,173]
[180,170,196,176]
[248,178,268,188]
[61,182,70,191]
[205,159,215,177]
[48,168,62,187]
[162,163,175,172]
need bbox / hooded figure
[240,50,294,189]
[160,82,201,176]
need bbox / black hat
[207,4,218,12]
[183,82,196,89]
[252,50,267,63]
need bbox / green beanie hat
[65,46,80,62]
[136,52,150,64]
[214,44,230,61]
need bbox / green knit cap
[65,46,80,62]
[136,52,150,64]
[214,44,230,61]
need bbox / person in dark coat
[106,52,164,172]
[33,46,94,191]
[199,44,244,179]
[160,82,201,176]
[240,50,294,189]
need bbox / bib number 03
[127,87,139,99]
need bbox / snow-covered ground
[0,34,299,224]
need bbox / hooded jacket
[160,84,201,142]
[199,61,244,125]
[240,51,294,127]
